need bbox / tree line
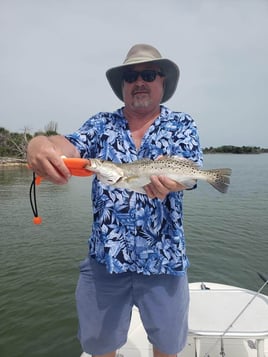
[203,145,268,154]
[0,121,58,160]
[0,123,267,160]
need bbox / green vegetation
[203,145,268,154]
[0,123,267,161]
[0,121,58,160]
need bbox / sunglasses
[122,69,165,83]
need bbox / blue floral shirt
[66,105,203,275]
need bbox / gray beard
[132,95,151,109]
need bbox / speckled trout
[85,156,232,194]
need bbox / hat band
[124,56,161,65]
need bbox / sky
[1,0,268,148]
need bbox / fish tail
[206,168,232,193]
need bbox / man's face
[122,63,165,113]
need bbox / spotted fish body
[85,156,232,194]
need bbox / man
[27,44,203,357]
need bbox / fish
[85,156,232,194]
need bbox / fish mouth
[84,159,97,171]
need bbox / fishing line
[29,172,42,224]
[28,157,92,225]
[201,275,268,357]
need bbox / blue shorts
[76,257,189,355]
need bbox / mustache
[132,85,150,95]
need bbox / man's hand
[143,175,186,200]
[27,135,79,184]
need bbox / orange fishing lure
[33,157,93,185]
[29,157,93,224]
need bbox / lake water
[0,154,267,357]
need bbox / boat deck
[117,282,268,357]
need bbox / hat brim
[106,58,180,103]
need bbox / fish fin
[179,179,197,189]
[133,187,147,194]
[207,168,232,193]
[118,186,146,194]
[116,176,149,194]
[124,175,143,183]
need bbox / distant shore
[1,149,267,168]
[0,157,27,167]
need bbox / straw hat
[106,44,180,103]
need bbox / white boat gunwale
[117,280,268,357]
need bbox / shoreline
[0,157,27,167]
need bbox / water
[0,154,267,357]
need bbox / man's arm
[27,135,80,184]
